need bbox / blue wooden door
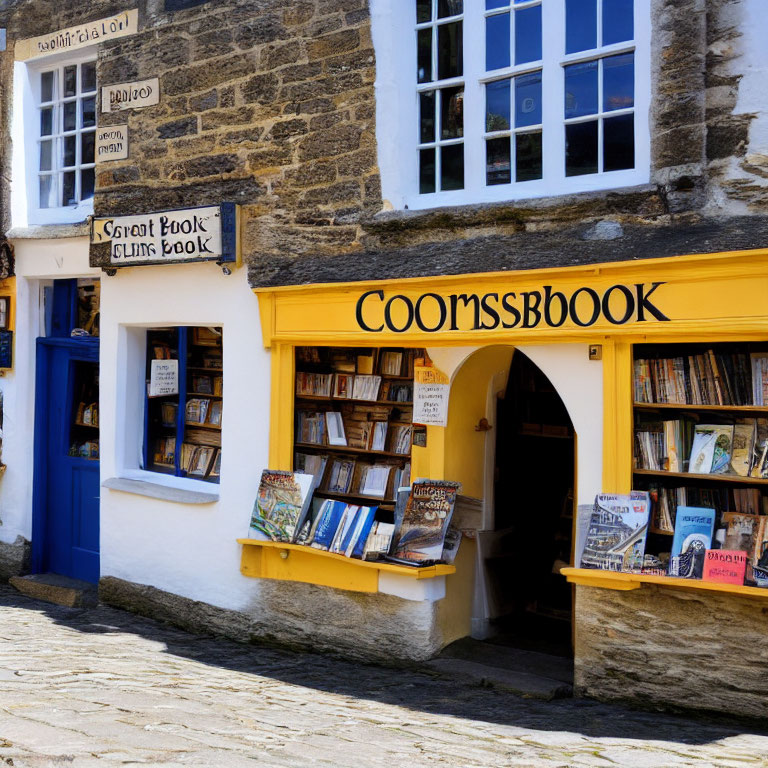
[32,338,100,583]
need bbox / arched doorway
[488,349,575,656]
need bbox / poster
[149,359,178,397]
[413,365,450,427]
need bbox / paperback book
[248,470,315,543]
[668,506,716,579]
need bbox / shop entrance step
[9,573,98,608]
[423,638,573,700]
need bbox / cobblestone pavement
[0,586,766,768]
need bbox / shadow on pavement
[2,585,766,747]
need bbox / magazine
[248,470,314,543]
[579,492,651,573]
[668,505,716,579]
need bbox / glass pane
[515,71,541,127]
[566,0,597,54]
[417,0,431,23]
[41,71,54,102]
[82,96,96,128]
[40,107,53,137]
[603,53,634,111]
[486,137,511,185]
[64,65,77,98]
[514,5,541,64]
[564,60,598,118]
[81,62,97,93]
[440,86,463,139]
[39,175,56,209]
[420,90,436,143]
[603,0,633,45]
[420,148,436,193]
[486,78,511,132]
[565,120,598,176]
[63,101,77,131]
[81,168,95,200]
[62,171,76,206]
[486,0,507,7]
[82,131,95,165]
[64,135,77,167]
[440,144,464,190]
[604,114,634,171]
[438,0,462,17]
[486,13,510,71]
[418,28,433,83]
[516,132,542,181]
[437,21,462,79]
[39,140,53,171]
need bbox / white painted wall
[0,236,99,548]
[99,261,271,610]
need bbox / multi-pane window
[38,61,97,210]
[417,0,465,193]
[404,0,644,205]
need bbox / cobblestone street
[0,585,765,768]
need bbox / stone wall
[574,584,768,720]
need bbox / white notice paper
[149,359,178,397]
[413,365,450,427]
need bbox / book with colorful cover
[248,470,315,543]
[310,499,347,550]
[349,506,378,559]
[688,424,733,474]
[702,549,747,585]
[579,492,651,573]
[668,506,716,578]
[388,479,461,565]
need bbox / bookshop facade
[252,246,768,718]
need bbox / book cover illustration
[579,492,651,573]
[688,425,732,474]
[389,479,461,564]
[248,470,314,543]
[668,506,716,579]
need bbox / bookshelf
[632,341,768,543]
[293,346,423,507]
[145,327,222,483]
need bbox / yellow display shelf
[562,566,768,599]
[237,538,455,594]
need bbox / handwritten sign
[92,204,239,267]
[15,10,138,61]
[702,549,747,585]
[413,365,450,427]
[102,78,159,113]
[96,125,128,161]
[149,359,178,397]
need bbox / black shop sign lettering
[356,283,670,333]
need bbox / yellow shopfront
[247,247,768,715]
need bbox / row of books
[647,484,765,533]
[634,351,768,406]
[75,401,98,427]
[295,451,411,500]
[186,398,222,427]
[295,347,422,379]
[296,373,385,402]
[190,374,223,396]
[634,419,768,478]
[153,437,221,478]
[581,492,768,586]
[248,472,460,565]
[297,409,412,454]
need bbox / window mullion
[542,0,564,185]
[463,4,482,196]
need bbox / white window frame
[371,0,650,211]
[11,48,97,228]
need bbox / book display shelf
[145,327,222,483]
[293,346,423,511]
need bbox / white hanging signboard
[149,359,178,397]
[413,365,450,427]
[96,125,129,161]
[102,78,160,112]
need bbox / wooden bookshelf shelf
[296,394,412,406]
[188,393,223,399]
[295,442,409,459]
[634,402,768,414]
[73,421,98,428]
[187,366,223,372]
[562,567,768,600]
[186,421,221,430]
[633,468,768,485]
[237,538,455,593]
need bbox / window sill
[103,476,219,504]
[7,220,91,240]
[561,567,768,600]
[237,538,455,594]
